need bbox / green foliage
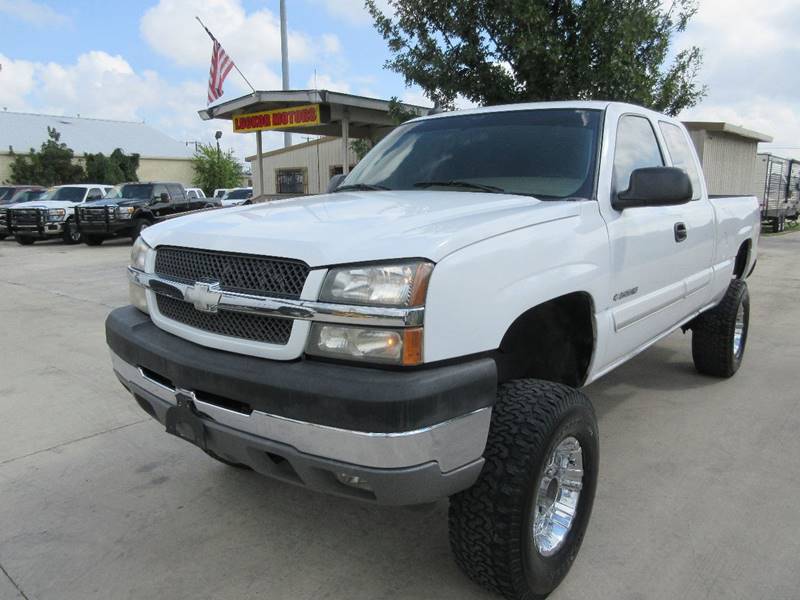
[191,143,244,197]
[84,149,140,184]
[366,0,706,115]
[350,138,373,161]
[7,127,85,185]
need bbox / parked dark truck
[107,102,759,599]
[76,182,217,246]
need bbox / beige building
[0,111,195,185]
[246,136,359,195]
[684,122,773,196]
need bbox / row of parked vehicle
[0,182,253,246]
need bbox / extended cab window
[342,109,602,199]
[659,122,703,200]
[613,115,664,195]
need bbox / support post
[256,130,265,197]
[280,0,291,148]
[341,116,350,175]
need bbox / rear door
[599,112,712,365]
[167,184,191,212]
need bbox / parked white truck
[108,101,759,599]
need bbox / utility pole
[280,0,291,148]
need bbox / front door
[600,114,714,366]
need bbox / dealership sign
[233,104,322,133]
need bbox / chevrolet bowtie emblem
[184,281,223,313]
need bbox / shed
[683,122,773,196]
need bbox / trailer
[755,153,800,232]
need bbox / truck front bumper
[77,219,135,237]
[107,306,497,505]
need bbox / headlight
[129,237,152,314]
[306,324,423,365]
[130,236,151,271]
[319,261,433,307]
[117,206,135,219]
[47,208,66,221]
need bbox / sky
[0,0,799,163]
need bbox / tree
[7,127,85,185]
[84,149,140,184]
[191,143,244,196]
[366,0,705,116]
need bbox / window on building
[276,168,307,194]
[329,165,358,178]
[612,115,665,195]
[659,122,703,200]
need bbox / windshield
[343,108,602,199]
[225,188,252,199]
[38,187,87,202]
[105,184,154,199]
[9,189,44,203]
[0,187,17,203]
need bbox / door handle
[674,222,687,242]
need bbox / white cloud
[0,0,69,26]
[307,73,351,93]
[0,54,37,109]
[140,0,340,94]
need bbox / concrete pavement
[1,233,799,600]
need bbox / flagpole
[195,16,256,94]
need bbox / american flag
[207,38,234,104]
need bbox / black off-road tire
[0,234,7,241]
[62,218,82,244]
[691,279,749,378]
[449,380,599,600]
[84,234,104,246]
[15,235,34,245]
[203,449,252,470]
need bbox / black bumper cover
[106,306,498,433]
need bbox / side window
[613,115,664,195]
[153,184,168,200]
[659,122,703,200]
[187,190,197,199]
[167,184,185,201]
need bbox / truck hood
[141,190,580,266]
[8,200,81,210]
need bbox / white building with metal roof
[0,111,195,185]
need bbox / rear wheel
[84,234,104,246]
[691,279,749,378]
[449,380,598,599]
[15,235,34,245]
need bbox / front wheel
[691,279,749,377]
[62,219,82,244]
[130,219,151,241]
[449,380,599,599]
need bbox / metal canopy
[198,89,431,139]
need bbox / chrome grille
[154,246,309,299]
[156,294,293,345]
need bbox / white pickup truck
[107,101,759,599]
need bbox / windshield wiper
[414,180,507,193]
[334,183,390,192]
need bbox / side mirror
[327,173,346,193]
[613,167,692,210]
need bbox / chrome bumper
[111,351,491,473]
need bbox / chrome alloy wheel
[733,303,745,358]
[532,436,584,557]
